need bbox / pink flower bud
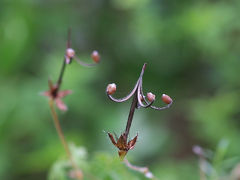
[192,145,203,156]
[91,50,100,63]
[162,94,172,104]
[66,48,75,58]
[147,92,155,102]
[107,83,116,95]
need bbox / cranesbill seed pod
[147,92,155,102]
[162,94,172,104]
[91,50,100,63]
[107,83,116,95]
[66,48,75,58]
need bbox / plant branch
[124,92,138,138]
[56,58,67,90]
[56,28,71,90]
[49,99,83,180]
[124,159,157,179]
[199,157,207,180]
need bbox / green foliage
[48,144,142,180]
[194,140,240,180]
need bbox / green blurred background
[1,0,240,179]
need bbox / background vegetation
[1,0,240,179]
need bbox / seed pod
[91,50,100,63]
[147,92,155,102]
[162,94,172,104]
[66,48,75,58]
[107,83,116,95]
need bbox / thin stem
[56,28,72,90]
[137,79,154,108]
[56,58,67,90]
[124,92,138,138]
[123,63,146,135]
[150,102,172,110]
[124,159,157,180]
[56,28,72,88]
[199,157,207,180]
[107,80,139,103]
[49,99,83,180]
[49,99,71,158]
[75,56,98,67]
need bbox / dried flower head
[108,132,137,160]
[106,63,173,159]
[106,63,173,111]
[42,79,72,111]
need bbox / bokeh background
[1,0,240,179]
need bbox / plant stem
[125,92,138,138]
[49,99,71,158]
[57,28,71,89]
[199,157,207,180]
[124,159,157,179]
[57,58,67,90]
[49,99,83,180]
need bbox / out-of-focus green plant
[193,140,240,180]
[48,144,143,180]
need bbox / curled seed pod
[66,48,75,58]
[147,92,155,102]
[91,50,100,63]
[162,94,172,104]
[107,83,116,95]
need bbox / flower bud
[145,172,154,179]
[192,145,203,156]
[91,50,100,63]
[147,92,155,102]
[162,94,172,104]
[66,48,75,58]
[107,83,116,95]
